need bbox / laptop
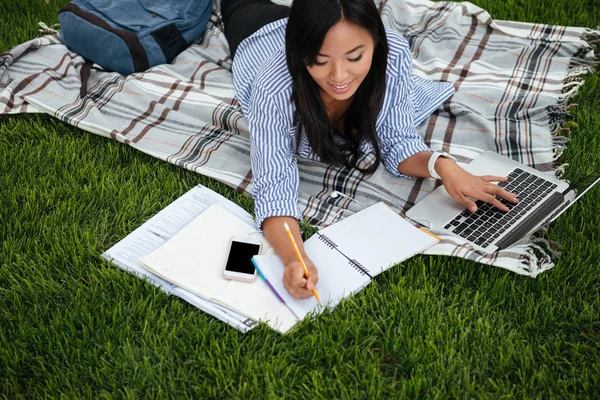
[406,151,598,253]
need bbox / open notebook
[139,204,298,334]
[252,202,439,320]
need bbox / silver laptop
[406,151,580,253]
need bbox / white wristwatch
[428,151,457,180]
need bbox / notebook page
[318,202,438,277]
[140,204,264,299]
[253,237,371,321]
[209,279,298,334]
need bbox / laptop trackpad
[407,185,464,225]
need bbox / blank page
[314,202,438,276]
[140,204,265,299]
[140,204,297,330]
[253,236,371,321]
[210,279,298,334]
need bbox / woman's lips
[329,80,353,94]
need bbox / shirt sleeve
[247,87,303,229]
[379,44,431,178]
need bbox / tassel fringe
[38,22,60,36]
[525,35,600,275]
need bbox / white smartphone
[222,236,262,282]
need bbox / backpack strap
[59,3,149,72]
[151,24,188,64]
[79,59,93,98]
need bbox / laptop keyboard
[443,168,559,249]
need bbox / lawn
[1,0,599,398]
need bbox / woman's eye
[349,55,363,63]
[314,60,327,66]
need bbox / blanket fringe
[503,227,559,277]
[554,163,569,179]
[548,40,599,159]
[38,22,60,36]
[528,35,600,275]
[522,241,556,277]
[556,53,597,107]
[552,135,571,161]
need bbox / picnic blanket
[1,0,598,277]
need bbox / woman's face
[306,20,375,106]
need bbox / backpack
[58,0,214,83]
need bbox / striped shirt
[232,18,455,228]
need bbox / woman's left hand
[436,158,519,213]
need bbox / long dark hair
[286,0,388,174]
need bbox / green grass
[1,0,599,398]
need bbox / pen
[283,222,321,303]
[253,260,286,304]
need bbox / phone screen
[224,241,261,274]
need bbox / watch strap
[428,151,457,180]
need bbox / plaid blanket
[1,0,597,277]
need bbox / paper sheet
[317,202,439,276]
[253,202,439,321]
[253,250,371,321]
[210,279,298,334]
[139,204,298,333]
[102,185,259,333]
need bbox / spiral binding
[317,234,338,249]
[347,259,372,279]
[317,233,373,278]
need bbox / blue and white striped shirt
[232,18,455,228]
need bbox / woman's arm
[378,36,517,212]
[398,151,519,212]
[246,88,319,299]
[396,150,435,177]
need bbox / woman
[221,0,518,299]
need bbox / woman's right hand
[282,258,319,300]
[261,215,318,300]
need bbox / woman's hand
[436,158,519,212]
[282,258,319,300]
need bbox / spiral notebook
[252,202,440,320]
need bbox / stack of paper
[102,186,439,333]
[101,184,297,333]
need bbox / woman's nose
[330,63,348,83]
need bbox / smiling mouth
[330,82,352,89]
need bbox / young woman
[221,0,518,299]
